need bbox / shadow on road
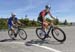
[0,39,21,42]
[25,39,62,46]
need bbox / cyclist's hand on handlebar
[52,17,56,20]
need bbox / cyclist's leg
[48,20,54,27]
[42,21,48,29]
[10,26,15,34]
[11,26,18,37]
[42,21,50,38]
[8,25,15,34]
[38,16,48,30]
[43,21,52,38]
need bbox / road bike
[8,25,27,40]
[36,24,66,43]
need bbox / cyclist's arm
[12,21,15,26]
[49,11,55,20]
[17,20,22,25]
[15,18,22,25]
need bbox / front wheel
[51,27,66,43]
[19,29,27,40]
[36,28,46,40]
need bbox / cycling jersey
[38,10,50,22]
[8,17,18,29]
[40,10,50,17]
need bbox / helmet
[45,5,51,9]
[11,13,16,16]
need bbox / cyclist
[38,5,55,31]
[8,13,22,37]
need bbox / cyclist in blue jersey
[8,13,22,37]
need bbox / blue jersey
[8,17,18,26]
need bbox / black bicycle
[36,25,66,43]
[8,25,27,40]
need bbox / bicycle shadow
[0,38,21,42]
[25,39,63,46]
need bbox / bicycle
[8,25,27,40]
[36,23,66,43]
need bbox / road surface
[0,26,75,52]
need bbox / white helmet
[11,13,16,16]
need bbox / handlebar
[13,24,25,28]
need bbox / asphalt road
[0,26,75,52]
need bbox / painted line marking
[0,42,62,52]
[32,44,61,52]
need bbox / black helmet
[45,5,51,9]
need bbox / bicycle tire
[51,27,66,43]
[19,29,27,40]
[8,29,16,40]
[36,28,46,40]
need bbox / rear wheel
[51,27,66,43]
[8,29,16,40]
[19,29,27,40]
[36,28,46,40]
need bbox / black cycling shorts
[38,16,43,22]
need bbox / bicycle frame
[41,23,54,35]
[14,26,20,34]
[36,23,66,42]
[45,25,54,36]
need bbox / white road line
[32,44,61,52]
[0,42,62,52]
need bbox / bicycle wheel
[36,28,46,40]
[8,29,16,40]
[19,29,27,40]
[51,27,66,43]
